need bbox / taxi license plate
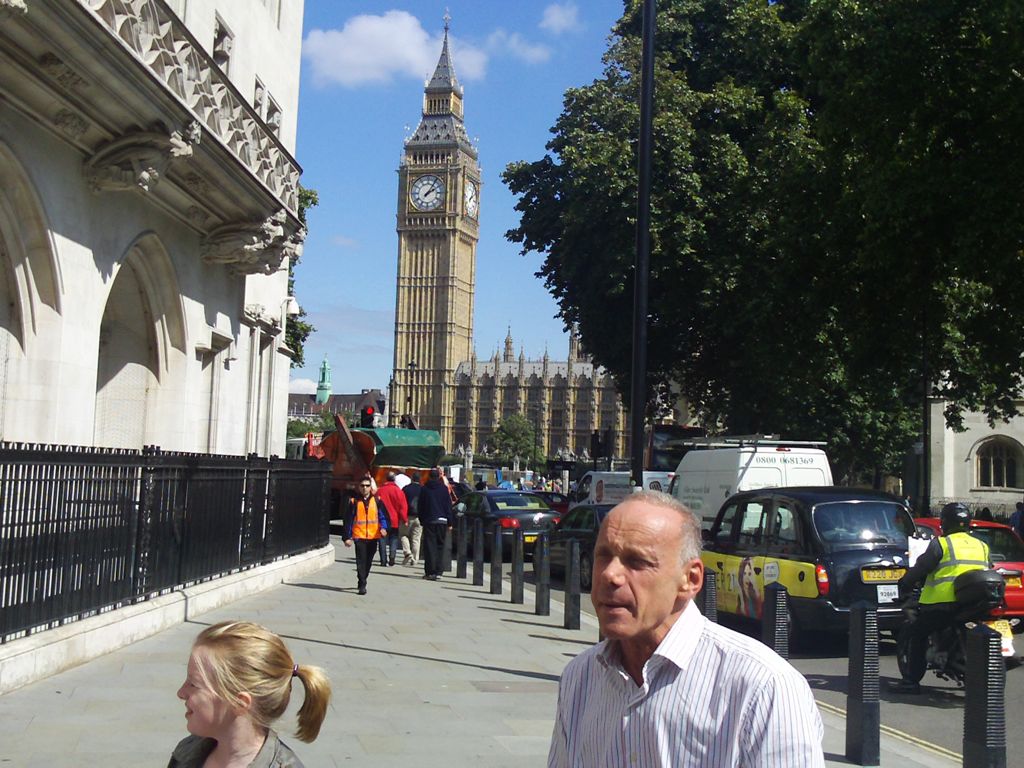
[861,568,906,583]
[876,584,899,604]
[1005,576,1022,589]
[525,535,537,544]
[984,619,1013,640]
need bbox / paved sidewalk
[0,536,956,767]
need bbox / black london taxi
[700,487,915,635]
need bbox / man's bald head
[613,491,702,565]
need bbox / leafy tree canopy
[503,0,1024,481]
[488,414,545,469]
[286,186,318,368]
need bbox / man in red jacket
[377,471,409,567]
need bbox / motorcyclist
[891,502,991,694]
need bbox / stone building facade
[0,0,304,455]
[390,23,627,457]
[452,329,627,459]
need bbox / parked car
[454,491,559,560]
[534,491,569,517]
[913,517,1024,628]
[548,503,615,591]
[701,487,916,637]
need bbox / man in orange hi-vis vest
[343,477,390,595]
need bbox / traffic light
[359,405,375,428]
[590,430,604,458]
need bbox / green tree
[285,185,318,368]
[489,414,545,469]
[286,409,344,439]
[503,0,1024,482]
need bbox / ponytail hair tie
[292,664,299,677]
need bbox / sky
[289,1,627,396]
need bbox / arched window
[977,439,1023,489]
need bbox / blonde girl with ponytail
[170,621,331,767]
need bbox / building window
[254,78,265,116]
[977,439,1022,489]
[213,17,234,73]
[265,95,282,136]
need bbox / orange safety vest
[352,497,382,540]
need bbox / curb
[0,544,335,695]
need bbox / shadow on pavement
[823,752,853,765]
[806,672,964,710]
[274,631,562,683]
[527,632,597,647]
[283,581,351,593]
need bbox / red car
[913,517,1024,627]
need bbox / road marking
[815,700,962,762]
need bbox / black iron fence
[0,444,330,643]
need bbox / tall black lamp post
[630,0,657,488]
[406,360,418,425]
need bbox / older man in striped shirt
[548,491,824,767]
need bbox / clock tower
[392,17,480,447]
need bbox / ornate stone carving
[82,0,300,213]
[39,53,88,90]
[201,210,306,275]
[84,124,199,193]
[182,172,210,196]
[244,304,266,324]
[186,206,210,227]
[0,0,28,19]
[53,109,88,139]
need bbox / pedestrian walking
[548,491,824,766]
[1010,501,1024,538]
[418,468,452,580]
[342,477,390,595]
[377,471,408,567]
[402,469,423,566]
[170,620,331,768]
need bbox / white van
[669,439,833,527]
[569,470,673,509]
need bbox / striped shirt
[548,601,824,767]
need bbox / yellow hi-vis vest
[352,497,382,540]
[919,531,990,605]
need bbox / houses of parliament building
[389,22,626,459]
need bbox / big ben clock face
[410,174,445,211]
[464,180,479,218]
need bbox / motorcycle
[896,568,1019,686]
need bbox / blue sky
[289,1,626,395]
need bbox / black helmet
[940,502,971,535]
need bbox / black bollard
[490,525,503,595]
[845,602,880,766]
[698,568,718,623]
[564,539,581,630]
[511,528,524,604]
[535,531,550,616]
[761,582,789,659]
[472,518,484,587]
[456,515,468,579]
[442,524,453,573]
[963,624,1007,768]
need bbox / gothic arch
[0,141,62,336]
[93,233,187,448]
[0,142,61,439]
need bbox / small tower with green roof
[315,355,332,405]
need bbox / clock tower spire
[392,17,480,447]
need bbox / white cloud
[487,30,551,64]
[331,234,359,249]
[289,377,316,394]
[304,11,487,88]
[540,3,582,35]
